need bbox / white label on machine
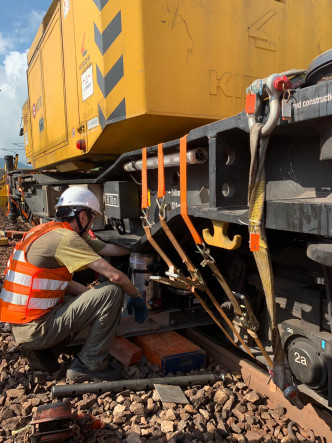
[87,117,99,130]
[63,0,70,18]
[24,132,28,146]
[81,65,93,101]
[105,193,119,207]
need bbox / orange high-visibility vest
[0,221,73,324]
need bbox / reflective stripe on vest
[5,269,69,291]
[0,221,73,324]
[1,289,61,310]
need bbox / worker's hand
[127,294,148,324]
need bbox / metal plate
[154,384,189,404]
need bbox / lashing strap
[17,177,30,221]
[157,139,255,358]
[141,147,148,209]
[248,123,283,362]
[158,143,165,199]
[249,122,293,390]
[143,224,174,269]
[180,135,203,245]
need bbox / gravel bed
[0,210,312,442]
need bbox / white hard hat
[55,187,102,215]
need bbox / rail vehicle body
[4,0,332,408]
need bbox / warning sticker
[63,0,70,18]
[87,117,99,130]
[81,65,93,101]
[24,132,28,146]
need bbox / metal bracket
[202,221,242,250]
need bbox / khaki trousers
[13,282,123,371]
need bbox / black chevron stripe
[94,11,122,55]
[93,0,109,11]
[98,99,126,129]
[96,55,124,98]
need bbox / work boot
[20,347,60,372]
[66,357,122,383]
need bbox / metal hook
[157,196,170,219]
[202,221,242,250]
[140,208,154,227]
[156,196,165,209]
[196,243,214,266]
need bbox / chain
[71,423,84,443]
[90,427,121,443]
[73,415,120,443]
[23,428,31,443]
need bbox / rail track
[184,328,332,441]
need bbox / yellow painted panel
[25,0,332,171]
[72,0,102,124]
[22,100,32,159]
[58,0,80,163]
[27,53,46,154]
[27,24,43,65]
[103,1,146,119]
[141,0,332,119]
[40,7,67,153]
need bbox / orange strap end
[157,143,165,199]
[179,135,203,245]
[250,232,260,251]
[245,93,256,114]
[141,148,148,209]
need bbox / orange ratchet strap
[141,148,148,209]
[158,143,165,199]
[17,179,30,220]
[141,146,178,269]
[5,190,20,215]
[180,135,203,245]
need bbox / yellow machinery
[0,155,18,214]
[12,0,332,410]
[0,173,7,213]
[23,0,332,172]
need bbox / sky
[0,0,51,165]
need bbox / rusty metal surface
[30,428,75,442]
[30,402,75,424]
[184,328,332,441]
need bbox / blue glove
[127,295,148,324]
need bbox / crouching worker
[0,186,147,382]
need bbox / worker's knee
[95,282,123,308]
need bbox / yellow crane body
[23,0,332,171]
